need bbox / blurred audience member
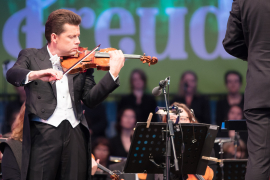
[227,105,244,137]
[110,108,137,157]
[221,105,247,159]
[118,69,158,122]
[216,70,244,127]
[223,139,247,159]
[2,86,26,135]
[227,105,248,147]
[172,71,211,124]
[0,102,25,180]
[83,103,107,141]
[92,137,110,171]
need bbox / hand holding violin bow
[28,69,63,82]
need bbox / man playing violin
[6,9,125,180]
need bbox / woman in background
[172,71,211,124]
[110,107,137,158]
[118,69,158,122]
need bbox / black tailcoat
[6,45,119,180]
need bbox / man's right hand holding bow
[28,69,63,82]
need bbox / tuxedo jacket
[223,0,270,110]
[6,45,119,180]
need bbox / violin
[138,166,213,180]
[187,166,214,180]
[60,45,158,74]
[91,154,120,180]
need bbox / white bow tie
[50,54,61,66]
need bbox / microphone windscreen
[152,86,162,96]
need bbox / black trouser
[245,108,270,180]
[27,120,89,180]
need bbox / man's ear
[50,33,57,44]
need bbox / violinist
[161,102,216,180]
[6,9,125,180]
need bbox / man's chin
[68,51,77,56]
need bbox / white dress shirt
[25,46,118,128]
[29,46,79,127]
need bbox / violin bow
[63,44,101,76]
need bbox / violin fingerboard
[95,52,141,59]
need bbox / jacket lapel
[35,45,57,98]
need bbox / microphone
[155,105,183,115]
[152,80,168,96]
[152,77,170,96]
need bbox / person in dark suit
[5,9,125,180]
[223,0,270,179]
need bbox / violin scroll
[140,53,158,66]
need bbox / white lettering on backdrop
[190,0,234,60]
[137,7,188,60]
[2,0,234,60]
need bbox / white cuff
[109,71,119,81]
[25,71,32,84]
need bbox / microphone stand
[234,132,240,159]
[163,86,179,180]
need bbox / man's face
[54,23,80,56]
[226,74,241,94]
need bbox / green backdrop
[0,0,247,95]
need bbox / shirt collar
[47,45,53,58]
[47,45,59,59]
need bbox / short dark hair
[129,69,147,90]
[225,70,243,84]
[45,9,81,43]
[115,107,138,134]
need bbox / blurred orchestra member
[92,137,110,172]
[216,71,244,127]
[110,108,137,158]
[172,71,211,124]
[0,102,25,180]
[118,69,158,122]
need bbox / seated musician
[0,103,100,180]
[109,102,216,180]
[160,102,216,180]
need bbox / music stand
[124,122,218,177]
[224,120,247,132]
[215,159,247,180]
